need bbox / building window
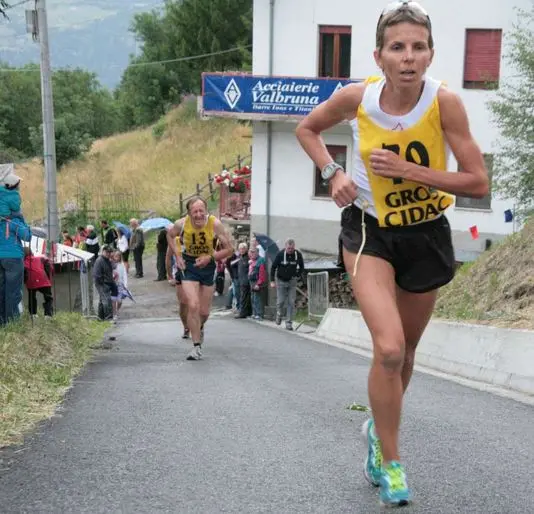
[314,145,347,198]
[318,26,351,78]
[456,154,493,209]
[463,29,502,90]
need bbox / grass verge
[0,313,108,448]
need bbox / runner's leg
[181,280,202,343]
[343,248,404,464]
[199,283,215,341]
[396,287,437,392]
[176,283,189,337]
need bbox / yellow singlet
[355,76,454,228]
[181,214,216,257]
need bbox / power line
[3,0,33,11]
[126,45,252,68]
[0,44,252,73]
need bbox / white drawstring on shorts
[352,198,370,278]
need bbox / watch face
[322,164,336,180]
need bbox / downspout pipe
[266,0,275,237]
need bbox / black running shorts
[182,254,216,287]
[339,204,455,293]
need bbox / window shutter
[464,29,502,83]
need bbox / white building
[201,0,529,259]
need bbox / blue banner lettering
[202,73,357,117]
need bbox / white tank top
[349,77,448,219]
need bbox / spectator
[111,250,129,322]
[224,246,243,311]
[117,227,130,274]
[0,172,23,218]
[62,230,74,247]
[214,259,226,296]
[155,228,167,281]
[248,247,267,320]
[129,218,145,278]
[101,220,118,249]
[270,238,305,331]
[0,215,32,325]
[73,226,87,250]
[85,224,100,257]
[235,242,251,319]
[93,245,116,321]
[23,247,53,318]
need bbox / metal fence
[307,271,330,319]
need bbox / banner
[202,73,357,117]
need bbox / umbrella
[113,221,131,239]
[253,233,280,263]
[121,287,135,303]
[31,226,48,238]
[140,217,172,232]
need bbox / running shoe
[186,345,202,361]
[361,418,382,487]
[379,461,412,508]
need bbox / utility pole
[35,0,59,243]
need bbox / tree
[0,1,8,18]
[30,69,121,168]
[487,3,534,218]
[0,64,120,166]
[115,0,252,128]
[0,63,43,155]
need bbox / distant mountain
[0,0,163,89]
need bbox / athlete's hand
[175,255,185,270]
[330,170,358,208]
[369,149,409,179]
[270,281,276,288]
[195,255,212,269]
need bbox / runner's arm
[296,83,364,170]
[165,246,174,279]
[166,218,185,263]
[212,220,234,262]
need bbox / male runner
[166,196,233,360]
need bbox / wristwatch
[321,162,344,184]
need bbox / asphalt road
[1,316,533,514]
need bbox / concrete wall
[250,0,530,254]
[316,308,534,395]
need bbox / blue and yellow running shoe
[361,418,382,487]
[379,461,412,508]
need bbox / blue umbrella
[253,233,280,263]
[140,217,172,232]
[113,221,131,239]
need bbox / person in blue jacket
[0,214,32,325]
[0,173,23,218]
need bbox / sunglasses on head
[377,1,431,29]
